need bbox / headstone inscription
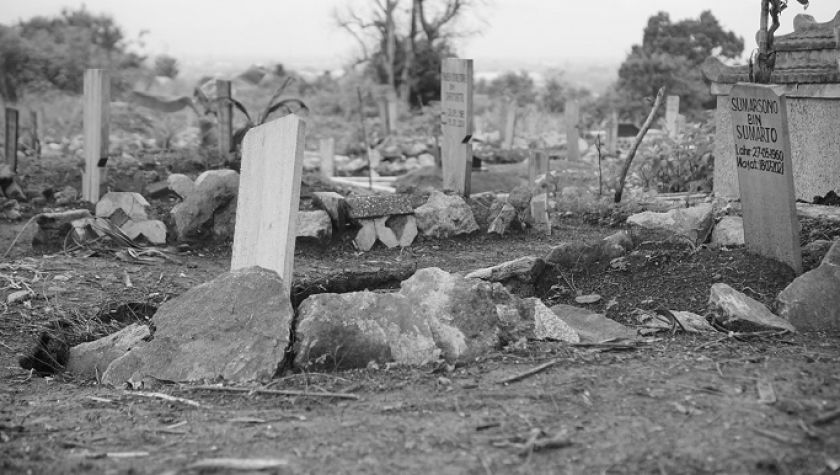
[441,58,473,196]
[82,69,110,203]
[729,83,802,274]
[231,115,306,295]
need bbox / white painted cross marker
[441,58,473,196]
[231,115,307,295]
[729,84,802,274]
[82,69,110,203]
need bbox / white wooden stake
[82,69,110,203]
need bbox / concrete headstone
[441,58,473,196]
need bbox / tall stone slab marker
[666,95,681,137]
[217,79,233,162]
[565,100,580,161]
[4,107,18,173]
[82,69,110,203]
[441,58,473,196]
[231,115,306,295]
[528,150,549,189]
[729,84,802,274]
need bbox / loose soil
[2,157,839,474]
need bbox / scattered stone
[776,240,840,331]
[414,191,479,239]
[311,191,349,230]
[711,216,745,247]
[802,239,833,261]
[346,195,413,219]
[602,231,633,259]
[294,292,438,370]
[466,256,545,284]
[507,185,532,211]
[171,170,239,240]
[297,210,332,243]
[120,219,167,245]
[55,186,78,205]
[522,298,580,342]
[531,193,551,234]
[212,198,237,239]
[354,219,378,251]
[374,214,417,248]
[488,204,517,235]
[167,173,195,199]
[549,304,638,342]
[671,311,717,333]
[95,192,150,221]
[708,283,796,332]
[102,267,293,385]
[417,153,436,168]
[7,289,34,305]
[545,241,603,267]
[575,294,602,304]
[34,209,93,246]
[66,324,151,378]
[627,203,714,245]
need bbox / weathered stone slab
[466,256,545,284]
[172,169,239,239]
[776,240,840,331]
[729,84,802,273]
[121,219,167,245]
[414,191,479,239]
[549,304,638,342]
[488,203,517,235]
[711,216,745,247]
[102,267,293,386]
[95,192,150,221]
[167,173,195,199]
[708,283,796,332]
[626,203,714,245]
[522,298,579,342]
[296,210,332,243]
[294,292,438,370]
[346,195,413,219]
[354,219,377,251]
[66,324,150,378]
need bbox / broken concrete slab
[549,304,638,342]
[312,191,349,230]
[66,324,150,379]
[346,194,413,219]
[711,216,745,247]
[102,267,292,386]
[776,240,840,331]
[171,169,239,240]
[95,192,150,221]
[708,283,796,333]
[120,219,167,245]
[294,292,438,370]
[297,210,332,243]
[627,203,714,245]
[414,191,479,239]
[167,173,195,199]
[374,214,417,248]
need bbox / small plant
[634,119,715,193]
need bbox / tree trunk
[613,87,666,203]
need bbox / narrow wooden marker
[216,79,233,161]
[319,137,335,179]
[502,98,516,150]
[528,150,549,190]
[441,58,473,196]
[565,100,580,161]
[82,69,110,203]
[4,107,18,173]
[377,96,390,135]
[729,84,802,274]
[666,95,680,138]
[231,115,306,295]
[606,111,618,155]
[386,92,398,134]
[29,109,40,158]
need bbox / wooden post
[387,91,398,134]
[441,58,473,197]
[4,107,18,173]
[606,111,618,155]
[320,137,335,179]
[528,150,549,190]
[82,69,110,203]
[502,98,516,150]
[378,96,390,135]
[666,95,680,138]
[217,79,233,161]
[231,115,306,295]
[29,109,39,159]
[565,100,579,161]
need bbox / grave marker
[377,96,390,135]
[82,69,110,203]
[528,150,549,189]
[606,111,618,155]
[217,79,233,161]
[565,100,580,161]
[666,95,680,137]
[320,137,335,179]
[29,109,40,158]
[502,99,516,150]
[4,107,18,173]
[387,91,398,134]
[441,58,473,196]
[231,115,306,295]
[729,83,802,274]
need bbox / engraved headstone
[729,84,802,273]
[441,58,473,196]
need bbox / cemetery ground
[1,155,840,474]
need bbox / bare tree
[755,0,810,83]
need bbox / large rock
[66,324,150,378]
[297,210,332,243]
[96,192,150,221]
[711,216,745,247]
[167,173,195,199]
[415,191,479,239]
[549,304,638,342]
[294,292,438,370]
[102,267,292,385]
[399,268,521,363]
[776,240,840,331]
[523,299,579,342]
[708,283,796,332]
[627,203,714,245]
[171,170,239,240]
[488,203,517,235]
[121,219,167,245]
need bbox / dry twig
[496,359,558,385]
[183,384,360,400]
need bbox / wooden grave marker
[441,58,473,196]
[82,69,110,203]
[217,79,233,161]
[29,109,40,158]
[231,115,306,295]
[387,91,398,134]
[565,100,580,161]
[502,98,516,150]
[729,83,802,274]
[320,137,335,179]
[666,95,680,137]
[528,150,549,189]
[4,107,18,173]
[606,111,618,155]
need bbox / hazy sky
[1,0,836,66]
